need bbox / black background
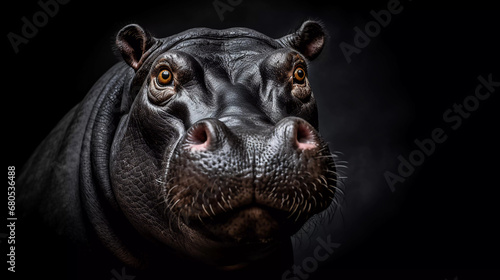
[3,0,499,279]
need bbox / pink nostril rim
[295,123,317,150]
[187,124,210,150]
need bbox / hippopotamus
[17,20,337,279]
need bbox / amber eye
[157,69,173,86]
[293,67,306,83]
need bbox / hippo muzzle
[169,116,336,240]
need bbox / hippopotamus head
[110,21,337,268]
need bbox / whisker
[209,203,216,216]
[169,199,181,211]
[201,203,211,218]
[294,209,303,222]
[197,214,204,225]
[217,201,227,212]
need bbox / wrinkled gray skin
[18,20,337,273]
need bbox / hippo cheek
[163,117,337,246]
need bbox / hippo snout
[165,117,336,243]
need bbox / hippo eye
[157,69,173,86]
[293,67,306,84]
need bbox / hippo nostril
[295,122,317,150]
[186,123,210,150]
[274,118,319,150]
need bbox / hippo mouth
[162,117,338,245]
[190,205,288,244]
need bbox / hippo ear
[116,24,158,70]
[278,20,326,61]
